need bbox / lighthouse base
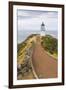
[40,31,45,36]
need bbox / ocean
[17,30,58,44]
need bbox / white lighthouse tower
[41,22,46,36]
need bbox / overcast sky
[17,9,58,31]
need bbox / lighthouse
[41,22,46,36]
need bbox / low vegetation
[17,34,36,80]
[41,35,58,58]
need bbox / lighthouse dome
[41,22,45,26]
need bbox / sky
[17,9,58,31]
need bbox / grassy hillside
[17,34,37,80]
[17,34,37,52]
[17,34,58,80]
[41,35,58,59]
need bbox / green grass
[41,35,58,59]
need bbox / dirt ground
[32,38,58,78]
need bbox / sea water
[17,30,58,44]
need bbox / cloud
[17,9,43,19]
[18,9,57,19]
[17,9,58,31]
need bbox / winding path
[32,37,58,78]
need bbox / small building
[41,22,46,36]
